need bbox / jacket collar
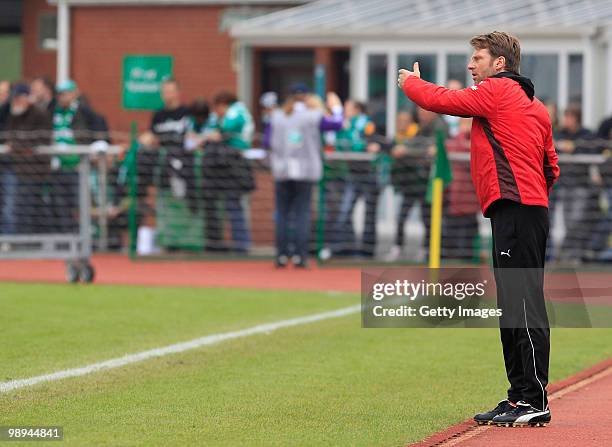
[491,71,535,101]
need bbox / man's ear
[494,56,506,71]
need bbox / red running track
[0,255,610,303]
[0,254,362,292]
[410,358,612,447]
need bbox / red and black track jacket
[402,72,560,216]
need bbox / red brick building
[19,0,353,249]
[21,0,350,136]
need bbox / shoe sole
[494,421,549,427]
[475,420,493,426]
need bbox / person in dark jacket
[51,79,107,232]
[0,80,10,132]
[0,80,12,234]
[588,116,612,261]
[556,107,600,262]
[147,78,194,237]
[328,99,379,258]
[389,108,444,262]
[3,83,52,233]
[150,78,192,148]
[200,91,255,253]
[0,81,11,235]
[399,31,559,426]
[30,76,56,115]
[442,117,481,260]
[598,115,612,141]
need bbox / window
[397,53,436,114]
[367,54,388,135]
[520,54,558,104]
[446,54,469,88]
[38,13,57,51]
[568,54,583,107]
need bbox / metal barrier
[0,144,123,282]
[1,138,609,268]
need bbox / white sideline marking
[0,305,361,393]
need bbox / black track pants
[490,199,550,411]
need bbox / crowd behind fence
[0,76,611,266]
[0,135,610,266]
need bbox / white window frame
[355,38,588,137]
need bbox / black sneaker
[491,401,551,427]
[474,400,516,425]
[275,255,289,268]
[291,255,309,268]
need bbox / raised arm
[319,92,343,131]
[398,63,497,118]
[319,105,343,131]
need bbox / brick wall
[71,5,237,136]
[69,5,275,246]
[22,0,57,82]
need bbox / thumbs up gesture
[398,62,421,88]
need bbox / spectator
[0,80,12,234]
[327,99,379,257]
[139,78,195,253]
[4,83,52,233]
[259,91,278,149]
[53,80,107,150]
[134,79,191,253]
[269,90,343,267]
[0,80,10,134]
[556,106,600,262]
[586,151,612,262]
[416,107,448,137]
[444,79,463,137]
[387,107,447,262]
[149,78,192,148]
[545,101,560,134]
[200,91,254,252]
[52,79,107,232]
[179,97,211,217]
[0,80,10,105]
[442,118,480,260]
[189,98,210,132]
[149,78,194,203]
[396,110,419,139]
[597,113,612,140]
[184,97,210,151]
[30,76,56,114]
[588,115,612,261]
[543,101,561,261]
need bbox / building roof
[48,0,310,6]
[231,0,612,39]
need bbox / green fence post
[128,121,138,259]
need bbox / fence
[123,137,612,265]
[0,136,610,266]
[0,143,122,281]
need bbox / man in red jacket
[398,31,559,427]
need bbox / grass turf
[1,283,611,446]
[0,283,356,380]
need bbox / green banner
[426,129,453,204]
[122,55,173,110]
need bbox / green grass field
[1,283,611,446]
